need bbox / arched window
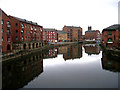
[107,38,113,43]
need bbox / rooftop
[43,28,57,31]
[85,30,99,33]
[103,24,120,32]
[64,25,82,29]
[10,15,42,27]
[57,30,67,34]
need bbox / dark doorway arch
[23,44,26,49]
[36,43,38,48]
[29,43,31,49]
[39,43,41,47]
[7,44,10,50]
[32,43,34,48]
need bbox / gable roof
[0,8,11,19]
[102,24,120,32]
[10,15,42,27]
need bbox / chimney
[88,26,92,31]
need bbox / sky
[0,0,119,34]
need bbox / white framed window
[31,26,33,30]
[21,23,24,29]
[1,20,4,25]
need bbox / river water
[2,44,119,89]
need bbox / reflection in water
[101,51,120,72]
[62,44,82,60]
[43,48,57,59]
[83,44,100,55]
[2,44,119,88]
[2,53,43,89]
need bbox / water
[2,44,119,89]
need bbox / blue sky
[0,0,119,34]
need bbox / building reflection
[101,51,120,72]
[63,44,82,60]
[83,44,100,55]
[43,48,57,59]
[2,52,43,89]
[58,46,67,54]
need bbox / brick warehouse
[102,24,120,48]
[9,16,43,50]
[43,28,57,45]
[62,26,82,42]
[1,9,12,54]
[84,26,101,41]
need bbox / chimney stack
[88,26,92,31]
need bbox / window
[21,30,24,34]
[16,23,18,27]
[1,20,4,25]
[7,29,10,35]
[7,21,11,28]
[21,24,24,29]
[25,31,27,34]
[34,27,36,31]
[7,37,10,42]
[1,28,3,33]
[108,31,112,36]
[2,37,3,41]
[16,30,18,34]
[22,36,24,41]
[31,26,33,30]
[107,38,113,43]
[16,36,18,40]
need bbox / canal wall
[2,42,78,62]
[101,44,120,60]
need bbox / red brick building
[102,24,120,48]
[43,28,57,44]
[1,9,12,54]
[9,16,43,50]
[62,26,82,42]
[84,26,101,41]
